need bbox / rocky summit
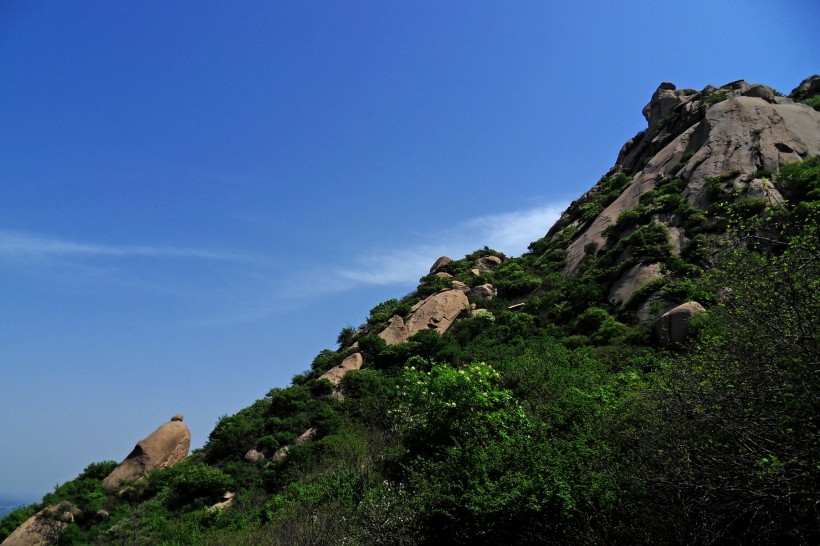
[2,76,818,546]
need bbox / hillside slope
[2,76,818,546]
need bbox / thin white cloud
[0,230,249,262]
[335,202,567,287]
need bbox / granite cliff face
[550,76,819,301]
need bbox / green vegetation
[2,159,818,545]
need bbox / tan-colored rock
[476,255,502,271]
[451,280,470,293]
[434,271,452,278]
[789,74,820,101]
[1,502,79,546]
[271,427,318,463]
[378,290,468,345]
[563,79,820,274]
[102,416,191,492]
[378,315,408,345]
[469,284,495,300]
[608,263,663,307]
[469,268,480,276]
[655,301,706,346]
[208,491,235,512]
[318,352,363,387]
[244,448,265,463]
[429,256,452,274]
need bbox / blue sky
[1,0,817,499]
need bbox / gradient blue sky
[1,0,817,499]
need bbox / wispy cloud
[335,202,567,287]
[0,230,249,262]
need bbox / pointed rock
[318,352,363,387]
[429,256,453,274]
[102,416,191,492]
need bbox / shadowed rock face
[655,301,706,346]
[101,417,191,492]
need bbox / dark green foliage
[6,157,818,545]
[801,95,820,111]
[578,173,632,222]
[0,504,39,542]
[703,89,728,105]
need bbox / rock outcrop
[655,301,706,346]
[608,263,662,307]
[476,255,502,272]
[550,77,820,304]
[101,416,191,492]
[0,502,79,546]
[469,283,496,300]
[378,289,469,345]
[429,256,452,274]
[318,352,363,387]
[564,76,820,274]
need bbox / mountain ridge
[2,75,818,546]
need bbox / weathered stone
[244,448,265,463]
[378,290,468,345]
[451,280,470,293]
[102,417,191,492]
[789,74,820,101]
[655,301,706,346]
[318,352,363,387]
[469,284,495,300]
[742,84,775,103]
[1,502,79,546]
[378,315,408,345]
[563,79,820,274]
[434,271,452,278]
[429,256,452,274]
[469,268,480,276]
[608,263,663,307]
[476,255,502,271]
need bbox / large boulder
[378,289,468,345]
[429,256,452,274]
[101,416,191,492]
[1,502,79,546]
[318,352,363,387]
[476,255,502,272]
[655,301,706,346]
[469,284,495,300]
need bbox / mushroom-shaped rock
[476,255,502,272]
[429,256,453,274]
[102,416,191,492]
[378,290,468,345]
[1,502,79,546]
[655,301,706,346]
[469,284,495,300]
